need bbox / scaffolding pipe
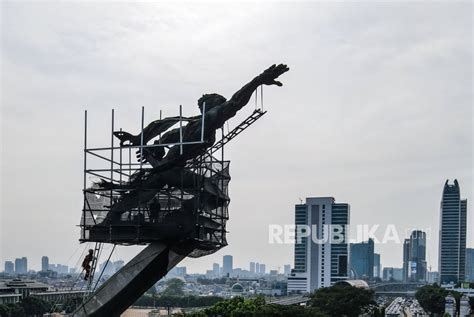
[86,151,120,165]
[110,109,114,212]
[179,105,183,155]
[140,107,144,170]
[83,110,88,237]
[201,102,206,142]
[119,128,123,184]
[159,110,162,143]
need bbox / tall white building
[288,197,350,293]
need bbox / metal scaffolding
[80,104,266,257]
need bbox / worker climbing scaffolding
[81,249,93,281]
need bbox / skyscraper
[249,262,255,274]
[284,264,291,275]
[4,261,14,274]
[14,257,27,274]
[223,255,233,276]
[465,248,474,282]
[438,179,467,284]
[213,263,220,277]
[41,256,49,272]
[350,239,374,280]
[374,253,381,279]
[259,263,266,275]
[403,238,410,281]
[288,197,350,293]
[407,230,427,282]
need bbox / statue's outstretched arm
[227,64,289,113]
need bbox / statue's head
[198,93,227,113]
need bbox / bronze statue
[99,64,289,224]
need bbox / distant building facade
[223,255,233,276]
[427,271,439,284]
[213,263,220,276]
[49,264,69,274]
[284,264,291,275]
[403,230,427,282]
[403,239,410,281]
[383,267,404,281]
[350,239,374,280]
[14,257,27,274]
[439,179,467,284]
[4,261,14,274]
[41,256,49,272]
[374,253,381,279]
[249,262,255,274]
[465,248,474,282]
[288,197,350,293]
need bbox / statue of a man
[114,64,289,168]
[102,64,289,222]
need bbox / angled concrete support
[73,243,188,317]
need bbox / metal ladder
[209,109,266,155]
[86,243,102,290]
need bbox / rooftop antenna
[299,197,303,204]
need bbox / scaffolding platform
[80,107,265,257]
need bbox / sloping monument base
[73,243,189,317]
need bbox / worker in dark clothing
[82,249,94,281]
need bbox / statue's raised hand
[259,64,289,86]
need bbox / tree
[309,284,375,317]
[415,284,461,314]
[161,278,185,296]
[0,304,10,317]
[179,296,326,317]
[18,297,50,316]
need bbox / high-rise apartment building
[41,256,49,272]
[4,261,14,274]
[249,262,255,274]
[213,263,220,276]
[403,230,427,282]
[465,248,474,282]
[408,230,427,282]
[259,264,266,275]
[374,253,381,279]
[350,239,374,280]
[14,257,27,274]
[403,238,410,281]
[223,255,233,276]
[438,179,467,284]
[288,197,350,293]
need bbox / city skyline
[1,178,471,275]
[1,1,472,275]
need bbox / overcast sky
[1,1,472,274]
